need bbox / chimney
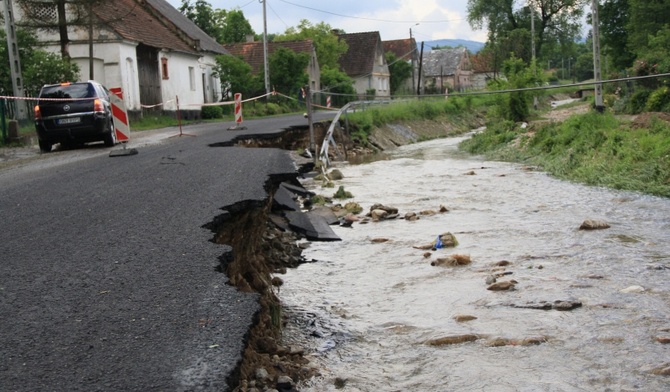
[246,34,255,43]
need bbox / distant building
[336,31,391,99]
[222,39,320,96]
[382,38,420,94]
[422,47,473,93]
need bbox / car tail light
[34,105,41,120]
[93,99,104,112]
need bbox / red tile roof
[222,40,314,74]
[93,0,198,54]
[383,38,416,61]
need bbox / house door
[136,44,162,109]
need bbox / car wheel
[103,117,117,147]
[38,139,52,153]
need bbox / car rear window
[40,84,94,99]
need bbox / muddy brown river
[280,134,670,391]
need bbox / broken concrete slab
[273,185,301,211]
[308,206,340,225]
[286,211,341,242]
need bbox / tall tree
[178,0,223,41]
[274,20,348,70]
[627,0,670,58]
[267,47,309,96]
[213,54,259,99]
[220,9,254,44]
[599,0,634,70]
[467,0,586,62]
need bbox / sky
[165,0,489,43]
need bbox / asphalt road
[0,113,329,391]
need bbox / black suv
[34,81,117,152]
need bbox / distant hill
[423,39,485,53]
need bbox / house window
[23,2,57,22]
[161,57,169,80]
[189,67,196,91]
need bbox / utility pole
[2,0,28,120]
[89,0,94,79]
[530,3,536,60]
[416,42,424,96]
[530,2,538,110]
[410,23,418,96]
[591,0,605,112]
[304,85,315,161]
[262,0,270,96]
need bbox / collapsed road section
[206,173,341,391]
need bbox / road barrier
[108,87,138,157]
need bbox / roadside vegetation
[461,111,670,198]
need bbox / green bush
[626,90,651,114]
[645,86,670,112]
[201,105,223,119]
[265,102,282,115]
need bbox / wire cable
[276,0,465,24]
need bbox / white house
[337,31,391,99]
[12,0,228,119]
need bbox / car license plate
[57,117,81,125]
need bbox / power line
[276,0,466,24]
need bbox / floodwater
[280,134,670,391]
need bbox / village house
[12,0,227,119]
[382,37,420,94]
[336,31,391,99]
[222,39,320,96]
[421,47,473,94]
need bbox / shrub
[626,90,651,114]
[645,86,670,112]
[201,105,223,119]
[265,102,282,115]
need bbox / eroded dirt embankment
[208,174,318,391]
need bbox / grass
[460,111,670,198]
[345,95,495,144]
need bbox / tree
[274,20,348,70]
[214,55,260,100]
[220,9,254,44]
[0,28,79,97]
[320,65,356,106]
[385,52,412,95]
[599,0,634,70]
[179,0,223,41]
[490,56,543,122]
[467,0,587,63]
[268,47,309,96]
[627,0,670,55]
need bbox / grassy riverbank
[460,110,670,198]
[343,95,670,198]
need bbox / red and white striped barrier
[109,87,130,142]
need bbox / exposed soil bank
[211,174,319,391]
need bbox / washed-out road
[0,113,329,391]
